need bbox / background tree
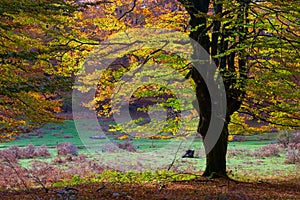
[0,0,97,141]
[74,0,193,137]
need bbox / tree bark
[202,118,229,177]
[179,0,249,177]
[182,0,229,177]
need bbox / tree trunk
[179,0,248,177]
[183,0,229,177]
[202,119,229,177]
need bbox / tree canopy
[0,0,91,141]
[0,0,299,177]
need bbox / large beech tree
[177,0,248,177]
[177,0,299,176]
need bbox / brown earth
[1,178,299,200]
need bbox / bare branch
[118,0,137,20]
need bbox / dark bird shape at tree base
[182,149,194,158]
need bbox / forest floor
[1,177,299,200]
[1,114,299,199]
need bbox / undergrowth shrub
[57,142,78,156]
[253,144,283,157]
[101,142,119,153]
[227,149,251,158]
[118,141,136,152]
[52,154,107,177]
[0,152,107,190]
[53,153,85,164]
[27,161,64,188]
[102,141,136,152]
[0,144,50,160]
[0,148,19,163]
[231,135,246,142]
[0,158,27,190]
[276,131,300,164]
[277,131,300,148]
[0,159,64,190]
[294,132,300,143]
[285,143,300,164]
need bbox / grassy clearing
[0,120,299,184]
[0,121,83,148]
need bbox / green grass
[0,120,188,152]
[228,140,274,151]
[1,120,299,182]
[0,120,83,148]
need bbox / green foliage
[53,169,197,187]
[181,0,300,134]
[236,1,300,130]
[0,0,95,141]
